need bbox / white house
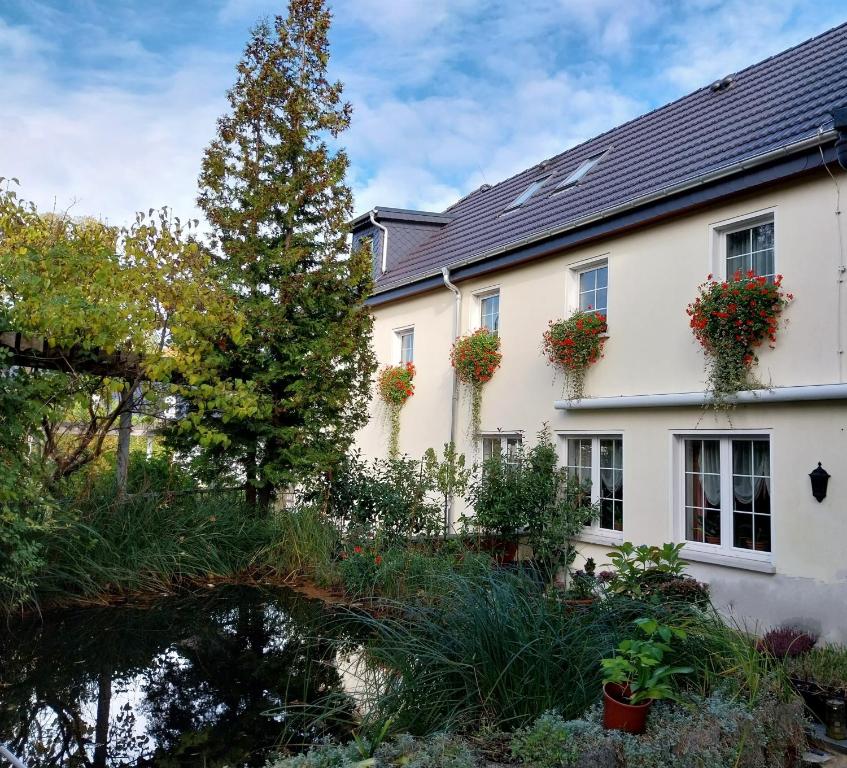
[352,24,847,640]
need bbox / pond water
[0,586,364,767]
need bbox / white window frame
[672,431,773,565]
[393,326,415,365]
[479,432,522,466]
[567,256,609,321]
[710,208,776,281]
[559,431,624,542]
[471,286,501,334]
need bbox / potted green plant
[600,617,692,734]
[563,558,598,607]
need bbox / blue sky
[1,0,845,226]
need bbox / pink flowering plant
[687,270,792,406]
[542,310,607,401]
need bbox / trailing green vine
[542,310,607,401]
[450,329,502,437]
[687,270,792,408]
[377,363,415,458]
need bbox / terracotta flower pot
[602,682,652,734]
[564,597,596,610]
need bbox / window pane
[600,498,614,529]
[753,222,774,252]
[480,294,500,333]
[705,509,721,544]
[754,477,770,516]
[734,512,753,549]
[752,250,774,279]
[580,269,596,292]
[753,515,771,552]
[686,507,704,542]
[594,288,607,314]
[596,265,608,289]
[726,230,749,259]
[686,472,704,508]
[399,331,414,364]
[754,441,770,476]
[733,475,753,512]
[733,440,752,476]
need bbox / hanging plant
[377,362,415,458]
[686,270,792,407]
[542,310,607,401]
[450,328,502,436]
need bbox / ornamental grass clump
[450,328,502,436]
[687,271,792,407]
[377,362,415,458]
[542,311,607,401]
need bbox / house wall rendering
[354,169,847,641]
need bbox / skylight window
[557,151,607,190]
[505,176,550,211]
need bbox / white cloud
[0,0,842,228]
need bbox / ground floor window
[563,435,623,533]
[681,435,771,557]
[481,433,522,465]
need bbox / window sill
[682,548,775,574]
[574,530,624,548]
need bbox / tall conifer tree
[196,0,374,505]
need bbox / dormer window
[504,176,550,211]
[557,151,607,190]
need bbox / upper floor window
[680,435,771,558]
[577,263,608,315]
[396,328,414,364]
[721,217,775,282]
[563,434,623,534]
[478,290,500,334]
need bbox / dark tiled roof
[365,22,847,295]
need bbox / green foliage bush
[465,429,596,579]
[511,710,575,767]
[528,689,805,767]
[336,544,491,600]
[321,452,442,544]
[787,644,847,691]
[268,732,479,768]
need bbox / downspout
[369,209,389,274]
[442,267,461,533]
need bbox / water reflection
[0,586,360,767]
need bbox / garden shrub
[511,710,576,767]
[321,452,442,544]
[267,733,479,768]
[465,428,596,580]
[787,644,847,691]
[534,688,806,768]
[336,545,491,599]
[756,626,817,658]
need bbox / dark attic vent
[710,75,735,93]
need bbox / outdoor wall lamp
[809,462,831,503]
